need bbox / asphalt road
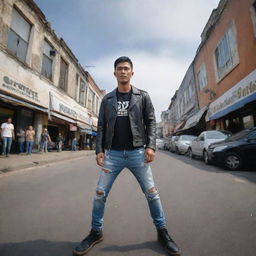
[0,150,256,256]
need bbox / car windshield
[180,135,196,141]
[206,131,228,139]
[226,129,251,141]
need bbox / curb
[0,151,95,175]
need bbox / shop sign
[50,92,91,124]
[1,75,40,102]
[69,124,77,131]
[0,52,49,108]
[207,69,256,120]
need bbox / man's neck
[117,83,131,93]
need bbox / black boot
[73,229,103,255]
[157,228,181,255]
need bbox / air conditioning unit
[50,50,56,57]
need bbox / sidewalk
[0,150,95,174]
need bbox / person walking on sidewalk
[40,128,51,153]
[17,128,25,154]
[56,132,64,152]
[73,56,181,256]
[1,117,15,157]
[71,137,77,151]
[25,126,35,155]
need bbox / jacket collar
[107,85,141,111]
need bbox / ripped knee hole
[148,187,157,193]
[96,190,105,196]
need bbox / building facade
[0,0,104,151]
[194,0,256,133]
[164,0,256,136]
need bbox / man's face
[7,118,12,123]
[114,62,134,84]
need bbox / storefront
[206,69,256,133]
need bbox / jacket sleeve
[143,92,156,151]
[96,98,106,154]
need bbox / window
[87,88,93,111]
[79,79,87,106]
[214,23,238,80]
[188,82,193,98]
[251,1,256,37]
[197,64,207,90]
[59,58,68,91]
[7,8,31,62]
[41,40,54,80]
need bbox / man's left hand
[145,148,155,163]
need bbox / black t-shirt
[111,89,135,150]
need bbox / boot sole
[158,239,181,256]
[73,237,103,256]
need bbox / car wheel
[188,148,194,159]
[203,150,210,165]
[224,152,242,170]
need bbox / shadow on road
[159,150,256,184]
[0,240,169,256]
[101,240,167,255]
[0,240,77,256]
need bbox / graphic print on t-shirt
[117,101,129,116]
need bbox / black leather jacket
[96,86,156,154]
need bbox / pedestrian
[25,126,35,155]
[40,128,51,153]
[73,57,181,256]
[17,128,25,154]
[71,137,77,151]
[1,117,15,157]
[56,132,64,152]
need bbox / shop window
[7,8,31,62]
[41,40,54,80]
[243,115,254,129]
[214,23,239,81]
[59,58,68,91]
[197,63,207,91]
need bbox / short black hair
[114,56,133,70]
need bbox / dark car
[208,127,256,170]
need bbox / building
[0,0,104,151]
[164,0,256,136]
[194,0,256,133]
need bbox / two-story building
[0,0,104,151]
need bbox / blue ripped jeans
[91,148,166,230]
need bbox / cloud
[89,51,189,122]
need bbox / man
[40,128,51,153]
[1,117,15,157]
[73,57,181,256]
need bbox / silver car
[175,135,197,154]
[187,130,231,164]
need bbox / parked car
[187,130,231,164]
[208,127,256,170]
[163,137,172,151]
[169,136,179,153]
[175,135,197,154]
[156,138,165,150]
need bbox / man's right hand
[96,152,105,167]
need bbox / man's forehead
[116,62,132,68]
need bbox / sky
[34,0,220,121]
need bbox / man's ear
[114,71,117,77]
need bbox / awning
[182,106,208,130]
[173,120,186,133]
[77,121,91,130]
[80,128,92,134]
[0,93,48,113]
[50,111,76,124]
